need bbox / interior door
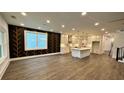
[92,41,100,54]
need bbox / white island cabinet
[71,48,91,58]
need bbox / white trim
[0,31,4,61]
[0,58,10,80]
[118,60,124,63]
[37,32,48,49]
[0,57,6,65]
[24,30,48,51]
[0,26,7,64]
[10,52,61,62]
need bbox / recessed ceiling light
[101,28,105,31]
[21,12,27,16]
[105,31,108,34]
[94,22,100,26]
[20,23,24,26]
[46,20,50,23]
[81,12,87,16]
[61,25,65,28]
[72,28,75,31]
[38,27,41,29]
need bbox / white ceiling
[1,12,124,35]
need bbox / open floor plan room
[0,12,124,80]
[2,54,124,80]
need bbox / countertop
[71,48,91,51]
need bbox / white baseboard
[0,58,10,80]
[10,52,61,62]
[118,59,124,63]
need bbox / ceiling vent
[120,29,124,32]
[11,15,16,19]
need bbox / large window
[0,31,4,60]
[24,30,48,50]
[26,31,37,49]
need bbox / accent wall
[8,25,61,58]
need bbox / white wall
[0,14,9,79]
[103,36,111,51]
[112,32,124,58]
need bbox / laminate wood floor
[2,54,124,80]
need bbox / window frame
[37,32,48,49]
[0,27,6,64]
[0,31,4,59]
[24,30,48,51]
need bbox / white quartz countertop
[71,48,91,51]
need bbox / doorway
[92,41,100,54]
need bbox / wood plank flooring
[2,54,124,80]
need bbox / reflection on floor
[2,54,124,80]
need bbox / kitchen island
[71,48,91,58]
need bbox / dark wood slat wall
[8,25,61,58]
